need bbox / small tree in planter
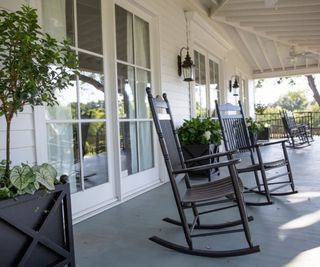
[0,5,78,266]
[177,117,222,181]
[0,5,78,197]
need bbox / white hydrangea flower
[264,123,270,128]
[203,131,211,141]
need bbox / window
[42,0,107,193]
[194,50,220,117]
[115,5,154,177]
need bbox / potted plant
[177,117,222,180]
[246,117,271,144]
[0,5,78,266]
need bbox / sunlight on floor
[280,210,320,230]
[286,192,320,204]
[284,247,320,267]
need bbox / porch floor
[74,138,320,267]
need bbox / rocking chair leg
[282,142,297,193]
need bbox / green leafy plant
[0,161,59,199]
[177,117,222,145]
[246,117,269,134]
[0,5,78,198]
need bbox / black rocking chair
[146,87,259,257]
[280,110,313,148]
[215,101,297,206]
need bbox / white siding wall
[0,0,36,166]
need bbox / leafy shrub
[177,117,222,145]
[0,160,60,200]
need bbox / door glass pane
[117,63,136,119]
[115,5,134,64]
[194,51,207,117]
[47,123,80,193]
[46,81,77,120]
[134,16,150,68]
[77,0,102,54]
[195,85,207,117]
[81,122,108,189]
[79,53,105,119]
[120,122,138,176]
[209,59,219,116]
[138,122,154,171]
[42,0,75,44]
[200,54,206,85]
[136,69,151,118]
[194,51,199,83]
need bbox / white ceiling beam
[223,0,320,10]
[241,19,320,27]
[210,0,230,17]
[306,46,320,50]
[269,31,320,37]
[212,16,320,57]
[236,28,264,72]
[256,36,274,71]
[273,41,285,70]
[280,35,320,40]
[289,39,320,43]
[294,41,320,46]
[225,13,320,22]
[253,65,320,79]
[254,25,320,32]
[219,6,320,17]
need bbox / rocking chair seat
[182,176,243,204]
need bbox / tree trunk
[5,118,11,178]
[306,75,320,106]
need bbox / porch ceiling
[197,0,320,78]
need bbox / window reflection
[139,121,154,171]
[81,123,108,189]
[46,81,77,120]
[77,0,102,54]
[120,122,138,176]
[134,16,150,68]
[117,63,136,119]
[47,123,80,193]
[115,5,134,64]
[79,53,105,119]
[136,69,151,118]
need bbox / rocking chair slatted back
[215,101,252,152]
[147,90,189,186]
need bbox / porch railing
[256,111,320,138]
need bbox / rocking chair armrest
[184,149,238,164]
[255,139,287,147]
[173,158,241,175]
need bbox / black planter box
[0,183,75,267]
[182,144,219,181]
[257,127,270,141]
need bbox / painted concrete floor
[74,138,320,267]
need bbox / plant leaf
[0,187,11,199]
[35,166,55,191]
[9,165,34,190]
